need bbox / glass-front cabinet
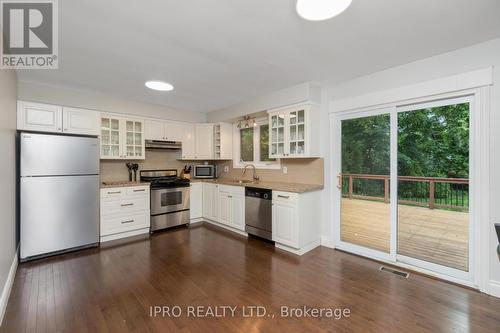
[100,115,145,159]
[268,105,309,158]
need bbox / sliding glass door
[335,97,473,282]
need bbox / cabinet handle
[121,203,134,207]
[133,189,145,192]
[277,195,290,199]
[228,195,232,198]
[57,128,62,131]
[121,219,134,224]
[107,191,121,194]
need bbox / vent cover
[379,266,410,278]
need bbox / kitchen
[2,1,500,332]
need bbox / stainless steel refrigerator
[20,132,100,261]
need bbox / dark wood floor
[2,223,500,333]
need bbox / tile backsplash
[101,149,324,186]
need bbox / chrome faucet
[242,164,259,182]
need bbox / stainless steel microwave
[194,165,218,179]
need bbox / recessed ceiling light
[145,80,174,91]
[296,0,352,21]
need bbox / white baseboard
[190,218,204,224]
[320,236,335,249]
[100,228,150,243]
[275,239,321,256]
[203,219,248,237]
[488,280,500,298]
[0,247,18,327]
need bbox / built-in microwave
[194,165,218,179]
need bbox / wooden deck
[341,199,469,271]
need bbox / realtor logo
[1,0,58,69]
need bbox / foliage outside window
[234,119,279,169]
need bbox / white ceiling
[17,0,500,113]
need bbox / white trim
[320,236,334,248]
[189,218,204,224]
[331,67,493,113]
[489,280,500,298]
[99,228,150,243]
[0,247,18,327]
[203,219,249,237]
[275,239,321,256]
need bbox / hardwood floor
[2,223,500,332]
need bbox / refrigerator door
[20,133,99,177]
[20,175,99,260]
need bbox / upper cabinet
[100,115,145,160]
[17,101,100,136]
[214,123,233,160]
[195,124,214,160]
[268,104,319,159]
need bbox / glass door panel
[288,109,306,156]
[270,113,285,156]
[397,102,470,272]
[340,114,391,253]
[124,120,144,158]
[101,116,121,158]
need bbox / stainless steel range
[140,169,190,232]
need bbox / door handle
[108,191,121,194]
[121,219,134,224]
[133,189,145,192]
[277,195,290,199]
[121,203,134,207]
[337,174,342,189]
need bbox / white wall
[0,69,18,324]
[17,81,207,123]
[324,38,500,293]
[207,82,322,122]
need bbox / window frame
[233,117,281,169]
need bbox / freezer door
[20,133,99,176]
[20,175,99,260]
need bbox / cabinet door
[219,123,233,160]
[269,112,286,158]
[100,115,122,159]
[165,122,185,142]
[62,107,100,136]
[190,183,203,219]
[210,184,219,221]
[202,183,212,219]
[17,101,63,133]
[181,124,195,159]
[287,108,307,157]
[218,191,231,226]
[145,120,165,140]
[272,201,298,248]
[124,119,145,159]
[195,125,214,159]
[230,194,245,231]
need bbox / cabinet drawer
[219,184,244,196]
[101,187,126,198]
[101,196,149,215]
[273,191,298,203]
[126,186,150,196]
[101,212,150,236]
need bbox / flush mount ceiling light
[145,80,174,91]
[296,0,352,21]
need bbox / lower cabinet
[218,185,245,231]
[190,182,203,219]
[202,182,219,221]
[100,185,150,242]
[272,190,321,254]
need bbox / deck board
[341,198,469,271]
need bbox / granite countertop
[190,178,323,193]
[100,181,150,189]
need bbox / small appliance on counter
[194,164,218,179]
[180,165,192,180]
[140,169,191,232]
[126,162,139,181]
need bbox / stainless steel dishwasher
[245,187,273,241]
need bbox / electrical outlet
[224,166,229,173]
[282,166,288,174]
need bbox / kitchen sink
[232,180,254,184]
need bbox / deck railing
[340,173,469,211]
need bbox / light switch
[224,166,229,173]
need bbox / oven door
[151,187,190,215]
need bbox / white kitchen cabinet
[100,185,150,242]
[17,101,63,133]
[100,115,145,160]
[190,182,203,219]
[17,101,100,136]
[268,104,320,158]
[214,123,233,160]
[62,107,100,136]
[272,190,321,254]
[195,124,214,159]
[202,182,219,221]
[181,124,196,159]
[218,185,245,231]
[145,120,164,140]
[165,122,186,142]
